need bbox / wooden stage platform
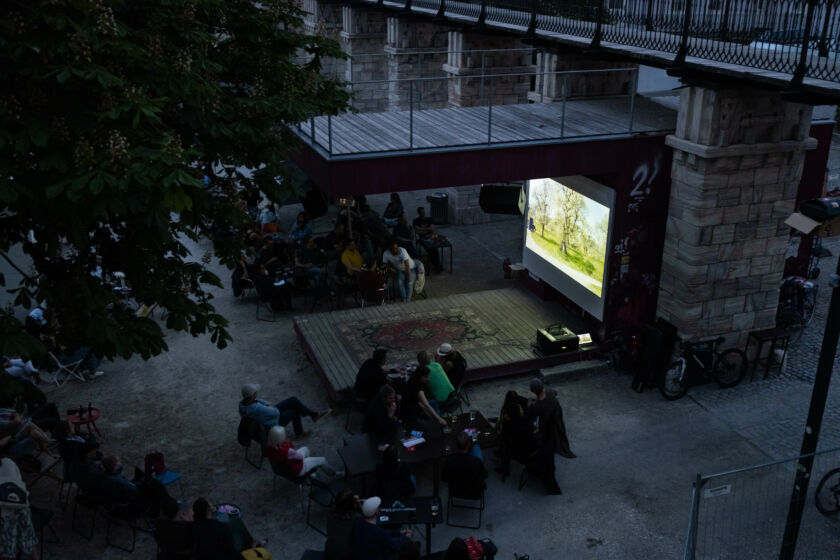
[293,288,600,401]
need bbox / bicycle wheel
[776,305,805,347]
[815,468,840,516]
[802,286,818,326]
[713,348,747,388]
[659,361,688,400]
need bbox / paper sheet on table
[402,437,425,448]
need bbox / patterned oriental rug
[294,288,585,399]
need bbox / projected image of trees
[526,178,609,297]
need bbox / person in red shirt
[265,426,342,478]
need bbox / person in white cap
[238,383,328,437]
[352,496,412,560]
[436,343,467,390]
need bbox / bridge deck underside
[300,96,677,157]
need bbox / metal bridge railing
[293,64,674,157]
[354,0,840,87]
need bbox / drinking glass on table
[469,410,476,422]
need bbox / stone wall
[658,86,816,346]
[531,52,637,102]
[385,17,449,111]
[301,0,345,82]
[443,31,534,108]
[341,7,388,113]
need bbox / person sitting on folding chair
[3,357,40,385]
[192,497,262,560]
[265,425,341,479]
[238,383,329,438]
[436,343,467,391]
[0,408,52,460]
[99,455,177,518]
[418,351,454,411]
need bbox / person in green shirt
[417,350,453,405]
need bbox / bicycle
[659,337,747,400]
[775,276,818,347]
[815,467,840,516]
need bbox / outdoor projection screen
[523,176,614,320]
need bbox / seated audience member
[0,445,39,560]
[436,343,467,389]
[153,497,197,558]
[258,202,277,228]
[3,357,39,385]
[0,408,51,459]
[392,215,416,257]
[360,205,390,246]
[238,383,328,437]
[382,239,417,303]
[100,455,176,517]
[496,391,539,480]
[326,488,361,560]
[193,497,260,560]
[288,211,312,246]
[340,239,364,278]
[69,442,104,490]
[375,444,416,499]
[265,425,341,478]
[53,420,99,464]
[361,385,400,445]
[295,235,325,288]
[55,344,103,377]
[250,263,293,311]
[352,497,412,560]
[441,433,488,500]
[258,236,288,273]
[354,349,389,403]
[323,221,349,257]
[383,193,404,227]
[443,538,469,560]
[398,365,447,428]
[418,351,454,406]
[412,207,442,273]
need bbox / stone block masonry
[341,7,388,113]
[385,17,449,111]
[443,31,534,108]
[658,86,816,347]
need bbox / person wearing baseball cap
[238,383,329,437]
[352,496,413,559]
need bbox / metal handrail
[299,66,654,156]
[345,0,840,88]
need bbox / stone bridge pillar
[341,7,388,113]
[443,31,533,108]
[302,0,345,81]
[657,86,816,346]
[531,52,636,101]
[385,17,449,111]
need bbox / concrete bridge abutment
[657,86,817,346]
[385,16,449,111]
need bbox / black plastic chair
[269,458,317,517]
[71,485,107,540]
[446,486,485,530]
[238,417,268,469]
[104,500,145,553]
[343,390,369,435]
[300,551,326,560]
[306,477,346,536]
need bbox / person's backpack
[144,451,167,476]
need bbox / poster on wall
[523,176,615,320]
